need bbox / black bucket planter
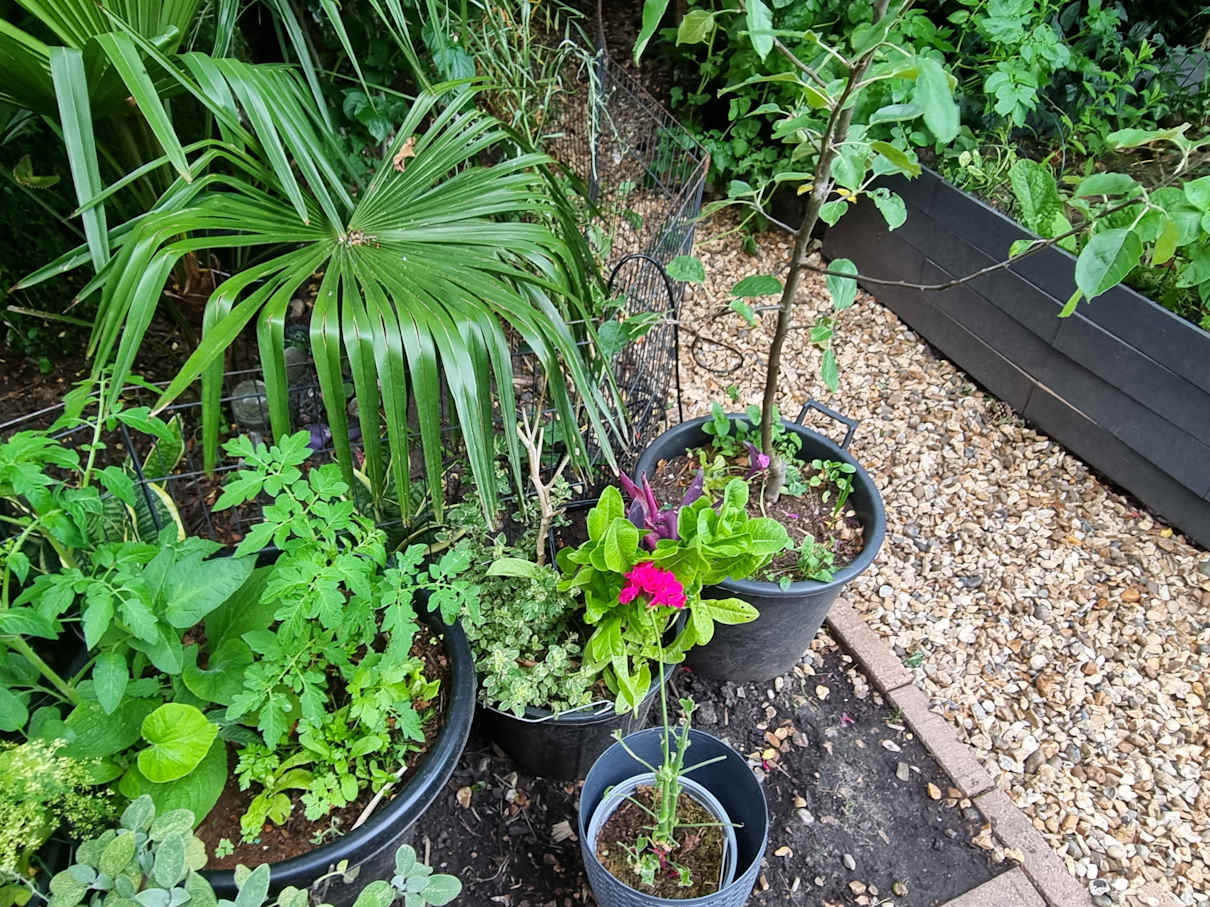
[478,607,686,781]
[633,403,886,682]
[579,728,767,906]
[478,657,677,782]
[202,615,476,906]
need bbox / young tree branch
[757,0,894,500]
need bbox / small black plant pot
[478,657,677,782]
[579,728,767,906]
[633,403,886,682]
[479,604,686,782]
[202,615,476,906]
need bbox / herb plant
[44,796,460,907]
[0,740,111,907]
[212,431,448,840]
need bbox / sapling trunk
[759,0,894,502]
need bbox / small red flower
[618,562,687,610]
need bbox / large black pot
[202,615,475,906]
[633,403,886,682]
[579,728,767,906]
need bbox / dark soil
[646,451,865,577]
[595,788,725,899]
[195,631,451,869]
[411,632,1008,905]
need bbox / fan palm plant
[19,48,623,521]
[0,0,365,279]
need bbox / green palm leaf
[60,65,624,520]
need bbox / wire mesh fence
[1,53,707,543]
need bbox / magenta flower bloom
[618,562,687,610]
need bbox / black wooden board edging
[823,167,1210,549]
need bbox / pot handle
[795,399,859,450]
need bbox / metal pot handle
[795,399,859,450]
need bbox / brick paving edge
[825,598,1093,907]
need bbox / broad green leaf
[94,651,129,715]
[1074,172,1139,198]
[137,704,219,783]
[99,833,136,877]
[1008,159,1063,238]
[826,258,859,310]
[1152,219,1180,266]
[729,299,757,327]
[163,553,255,628]
[1074,229,1143,300]
[634,0,670,63]
[421,875,462,905]
[64,698,159,759]
[703,597,759,625]
[913,57,959,143]
[819,199,848,226]
[868,102,923,125]
[821,348,839,392]
[666,255,706,283]
[1185,176,1210,210]
[869,142,921,178]
[0,687,28,732]
[871,189,907,229]
[677,9,715,44]
[731,275,782,297]
[152,834,186,888]
[118,738,226,825]
[181,639,253,706]
[745,0,773,60]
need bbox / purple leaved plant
[744,441,770,479]
[618,470,705,550]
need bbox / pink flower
[618,562,687,610]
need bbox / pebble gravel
[676,216,1210,906]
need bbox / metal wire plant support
[1,54,707,545]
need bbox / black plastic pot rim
[201,614,475,891]
[637,414,886,597]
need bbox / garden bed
[821,166,1210,549]
[679,213,1210,904]
[411,632,1007,905]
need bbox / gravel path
[677,217,1210,906]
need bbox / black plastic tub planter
[202,615,476,906]
[579,727,767,906]
[633,405,886,682]
[479,607,687,780]
[479,659,676,781]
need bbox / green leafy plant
[210,431,453,839]
[557,481,787,712]
[21,67,622,521]
[44,796,460,907]
[806,458,857,515]
[1005,139,1210,327]
[638,0,960,500]
[0,739,111,907]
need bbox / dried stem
[518,406,569,566]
